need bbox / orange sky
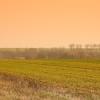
[0,0,100,47]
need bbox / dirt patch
[0,72,99,100]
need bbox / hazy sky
[0,0,100,47]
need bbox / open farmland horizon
[0,0,100,99]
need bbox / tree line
[0,44,100,59]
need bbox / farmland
[0,59,100,100]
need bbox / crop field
[0,59,100,100]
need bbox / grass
[0,59,100,100]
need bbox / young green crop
[0,59,100,95]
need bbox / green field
[0,59,100,100]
